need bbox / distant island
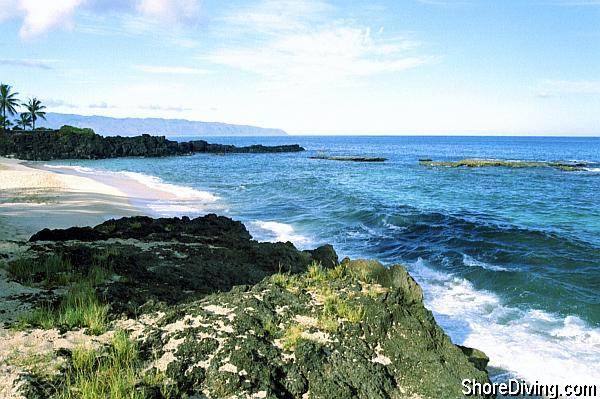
[44,113,288,137]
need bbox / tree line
[0,83,47,131]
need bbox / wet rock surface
[0,130,304,161]
[309,156,387,162]
[419,158,592,171]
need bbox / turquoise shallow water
[43,136,600,388]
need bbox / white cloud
[134,65,209,75]
[136,0,200,23]
[207,1,429,85]
[0,0,21,22]
[0,0,201,38]
[43,98,77,108]
[19,0,83,39]
[220,0,331,34]
[89,101,116,109]
[0,58,55,69]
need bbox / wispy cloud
[43,98,77,108]
[139,104,191,112]
[136,0,200,24]
[0,58,56,69]
[89,102,117,109]
[134,65,210,75]
[206,0,430,85]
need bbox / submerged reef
[419,158,590,171]
[310,156,387,162]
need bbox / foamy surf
[43,164,218,216]
[462,254,510,272]
[408,258,600,388]
[248,221,310,247]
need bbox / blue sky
[1,0,599,135]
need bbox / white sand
[0,157,207,242]
[0,157,141,241]
[0,157,192,396]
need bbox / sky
[0,0,599,135]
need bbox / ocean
[42,135,600,390]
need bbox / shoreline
[0,157,215,242]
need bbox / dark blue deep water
[43,136,600,388]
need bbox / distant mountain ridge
[43,113,287,137]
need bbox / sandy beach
[0,157,142,242]
[0,157,212,242]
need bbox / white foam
[44,164,217,201]
[43,164,96,173]
[408,258,600,388]
[462,254,509,272]
[43,164,218,216]
[117,171,217,201]
[248,221,310,246]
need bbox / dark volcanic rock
[135,258,493,398]
[28,214,335,315]
[18,216,494,398]
[0,129,304,160]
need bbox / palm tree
[16,112,32,130]
[23,97,46,130]
[0,83,20,131]
[0,116,13,131]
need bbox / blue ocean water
[43,136,600,388]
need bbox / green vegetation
[282,323,306,351]
[6,251,114,289]
[5,351,58,381]
[419,158,589,172]
[323,294,364,323]
[23,97,47,131]
[7,254,74,288]
[0,82,52,131]
[18,283,109,335]
[57,331,173,399]
[58,125,95,138]
[9,248,119,334]
[270,270,300,290]
[17,112,32,130]
[0,83,20,131]
[270,260,378,352]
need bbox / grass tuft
[323,294,364,323]
[282,324,305,351]
[17,283,109,335]
[56,331,150,399]
[307,262,327,283]
[6,254,73,287]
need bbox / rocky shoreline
[1,215,493,398]
[0,128,304,161]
